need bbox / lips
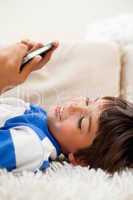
[55,106,62,120]
[55,106,64,120]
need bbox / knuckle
[19,43,28,51]
[21,38,30,43]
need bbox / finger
[34,50,53,71]
[29,42,59,71]
[51,40,59,50]
[16,42,29,60]
[21,39,35,50]
[20,55,42,79]
[22,40,44,53]
[29,42,44,52]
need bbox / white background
[0,0,133,44]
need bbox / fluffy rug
[0,162,133,200]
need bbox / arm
[0,97,30,127]
[0,126,45,172]
[0,40,59,93]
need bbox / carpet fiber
[0,162,133,200]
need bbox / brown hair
[74,97,133,174]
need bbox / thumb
[20,55,42,80]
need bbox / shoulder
[0,97,30,109]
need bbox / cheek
[58,121,74,135]
[48,118,72,134]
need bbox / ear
[68,153,78,166]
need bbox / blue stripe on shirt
[39,160,50,171]
[0,130,16,171]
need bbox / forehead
[61,96,108,116]
[68,96,106,103]
[77,97,107,109]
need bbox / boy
[0,96,133,174]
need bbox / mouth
[55,106,64,120]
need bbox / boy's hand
[0,40,59,93]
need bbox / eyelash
[78,97,89,129]
[78,116,84,129]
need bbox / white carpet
[0,162,133,200]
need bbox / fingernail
[35,55,42,61]
[52,41,59,48]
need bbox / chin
[47,107,55,119]
[47,113,54,125]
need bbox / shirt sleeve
[0,97,30,127]
[10,125,49,172]
[0,125,52,172]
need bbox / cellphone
[20,43,53,71]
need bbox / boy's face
[47,97,106,157]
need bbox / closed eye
[78,116,84,129]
